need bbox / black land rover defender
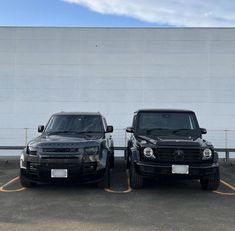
[125,109,220,190]
[20,112,114,188]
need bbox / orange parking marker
[212,179,235,196]
[104,170,132,194]
[220,179,235,191]
[0,176,26,193]
[213,191,235,196]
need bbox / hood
[157,137,203,147]
[136,135,212,148]
[28,134,102,148]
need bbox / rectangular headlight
[27,146,38,155]
[84,146,99,155]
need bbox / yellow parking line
[0,176,26,193]
[220,179,235,191]
[212,179,235,196]
[104,186,132,194]
[104,170,132,194]
[213,191,235,196]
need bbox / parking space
[0,157,234,231]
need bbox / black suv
[125,109,220,190]
[20,112,114,188]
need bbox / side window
[103,117,108,131]
[132,115,137,128]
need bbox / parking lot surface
[0,157,234,231]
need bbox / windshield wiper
[146,128,169,131]
[47,131,75,135]
[74,131,103,134]
[47,130,102,135]
[172,129,192,134]
[145,128,170,134]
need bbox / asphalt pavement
[0,157,234,231]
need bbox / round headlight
[143,147,155,158]
[203,148,212,159]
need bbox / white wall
[0,27,235,150]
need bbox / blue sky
[0,0,235,27]
[0,0,166,27]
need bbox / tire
[130,160,143,189]
[19,171,36,188]
[200,169,220,191]
[98,163,110,189]
[125,150,130,169]
[110,153,115,169]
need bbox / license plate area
[51,169,68,178]
[172,165,189,174]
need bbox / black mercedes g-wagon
[20,112,114,188]
[125,109,220,190]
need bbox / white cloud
[63,0,235,26]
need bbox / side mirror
[126,127,134,133]
[38,125,44,133]
[106,125,113,133]
[200,128,207,134]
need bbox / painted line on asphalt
[220,179,235,191]
[104,170,132,194]
[0,176,26,193]
[213,191,235,196]
[213,179,235,196]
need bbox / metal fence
[0,128,235,160]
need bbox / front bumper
[20,160,106,184]
[135,161,219,178]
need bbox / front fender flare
[130,147,140,162]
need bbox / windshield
[135,112,200,136]
[44,115,104,134]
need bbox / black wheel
[110,153,115,169]
[200,169,220,191]
[98,163,110,189]
[19,171,36,188]
[130,160,143,189]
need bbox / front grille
[42,148,79,153]
[155,147,202,163]
[40,155,79,159]
[42,163,79,168]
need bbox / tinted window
[45,115,104,133]
[136,112,199,131]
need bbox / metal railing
[1,128,235,145]
[0,128,235,161]
[0,145,234,162]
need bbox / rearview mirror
[126,127,134,133]
[106,125,113,133]
[200,128,207,134]
[38,125,44,133]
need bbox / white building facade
[0,27,235,152]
